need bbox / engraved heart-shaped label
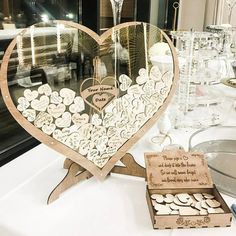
[72,113,89,127]
[31,95,49,112]
[60,88,76,106]
[42,123,56,135]
[22,109,36,122]
[79,139,95,156]
[91,126,106,141]
[24,89,39,101]
[80,77,119,113]
[150,65,162,81]
[55,112,72,128]
[0,21,178,180]
[47,104,66,118]
[38,84,52,96]
[53,128,71,143]
[64,132,82,150]
[17,97,30,111]
[93,154,110,168]
[92,94,110,110]
[119,74,132,91]
[136,68,149,85]
[69,96,85,113]
[34,112,53,128]
[50,91,63,104]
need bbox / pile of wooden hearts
[151,193,224,215]
[16,65,173,168]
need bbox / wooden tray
[145,150,232,229]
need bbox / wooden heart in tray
[0,20,178,180]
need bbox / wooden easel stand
[48,153,146,204]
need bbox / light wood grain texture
[63,158,74,169]
[80,76,118,113]
[48,153,145,204]
[111,153,145,177]
[145,150,232,229]
[145,150,213,190]
[146,187,232,229]
[47,163,93,204]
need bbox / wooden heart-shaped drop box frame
[0,20,179,181]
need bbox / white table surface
[0,130,236,236]
[0,88,236,236]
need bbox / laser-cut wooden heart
[0,20,179,180]
[80,76,119,113]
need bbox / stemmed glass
[109,0,125,93]
[226,0,236,24]
[109,0,124,26]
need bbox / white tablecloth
[0,85,236,236]
[0,127,236,236]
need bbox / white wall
[204,0,236,27]
[222,0,236,26]
[204,0,218,27]
[149,0,236,31]
[177,0,207,31]
[150,0,159,25]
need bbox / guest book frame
[0,20,179,203]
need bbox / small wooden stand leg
[47,153,145,204]
[47,161,93,204]
[111,153,146,178]
[63,158,74,169]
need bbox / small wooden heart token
[119,74,132,91]
[38,84,52,96]
[24,89,38,101]
[72,113,89,128]
[50,91,63,104]
[152,194,164,203]
[179,207,199,216]
[47,104,66,118]
[206,199,221,208]
[164,194,174,203]
[31,95,49,112]
[22,109,36,122]
[55,112,72,128]
[42,124,56,135]
[60,88,76,106]
[17,97,30,111]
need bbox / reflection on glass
[4,21,175,168]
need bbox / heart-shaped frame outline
[0,20,179,180]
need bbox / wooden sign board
[144,150,232,229]
[145,150,213,189]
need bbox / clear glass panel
[5,21,175,168]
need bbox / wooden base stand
[47,153,146,204]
